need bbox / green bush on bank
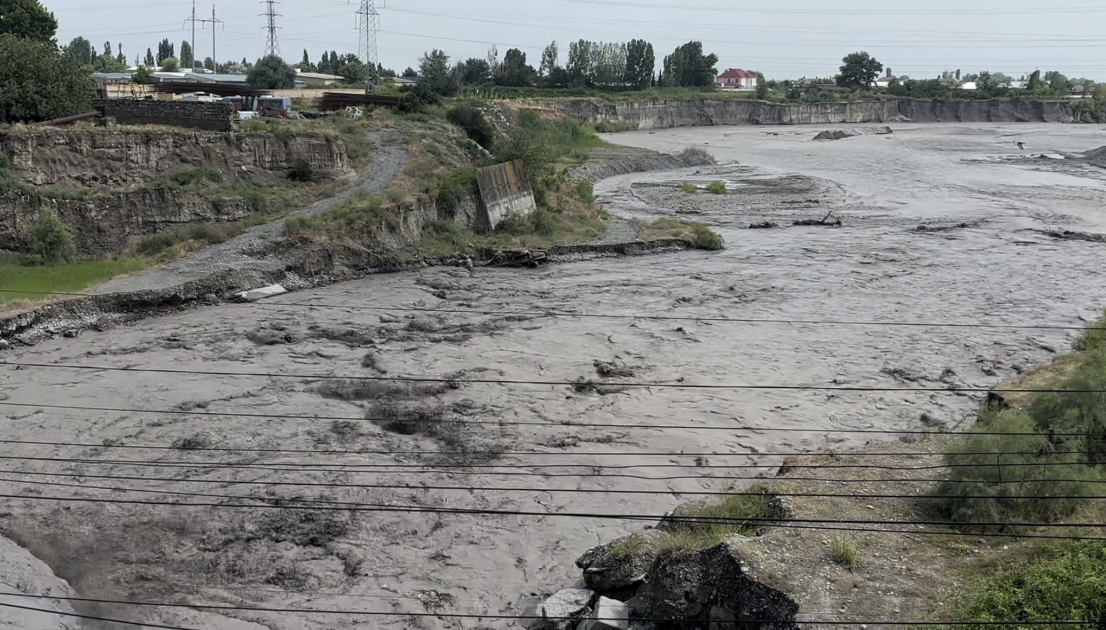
[934,316,1106,527]
[951,540,1106,629]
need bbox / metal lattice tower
[357,0,382,91]
[261,0,281,58]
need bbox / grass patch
[947,540,1106,628]
[592,119,635,133]
[641,218,725,251]
[830,536,862,571]
[610,536,648,561]
[678,182,699,194]
[707,180,728,195]
[679,146,713,162]
[655,488,778,554]
[0,257,151,304]
[285,191,390,241]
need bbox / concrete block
[238,284,288,302]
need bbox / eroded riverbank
[1,123,1106,629]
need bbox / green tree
[335,53,365,84]
[567,39,597,85]
[401,66,417,78]
[298,48,312,71]
[755,72,768,99]
[133,65,152,83]
[143,47,154,67]
[836,51,883,90]
[662,41,718,88]
[624,39,655,90]
[63,36,93,65]
[156,38,173,64]
[160,56,179,71]
[539,41,558,77]
[977,70,998,94]
[458,57,491,85]
[419,48,457,96]
[180,40,192,69]
[495,48,532,87]
[247,54,295,88]
[1026,69,1042,91]
[1050,73,1071,96]
[0,0,57,41]
[203,56,214,71]
[93,52,126,73]
[0,34,90,122]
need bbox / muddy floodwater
[3,123,1106,629]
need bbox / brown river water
[1,123,1106,629]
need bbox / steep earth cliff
[531,98,1074,129]
[1,129,350,187]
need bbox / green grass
[610,536,648,561]
[654,489,777,554]
[641,218,725,251]
[0,258,151,304]
[830,536,862,571]
[707,180,728,195]
[678,182,699,194]
[948,540,1106,629]
[285,191,389,240]
[592,119,635,133]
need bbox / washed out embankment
[531,97,1075,129]
[0,149,714,346]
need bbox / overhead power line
[559,0,1106,15]
[0,287,1095,333]
[5,471,1106,502]
[3,360,1102,395]
[0,592,1100,626]
[0,602,192,630]
[5,488,1106,532]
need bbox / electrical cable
[2,470,1104,502]
[4,360,1103,394]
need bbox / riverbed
[2,123,1106,629]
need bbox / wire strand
[3,360,1101,394]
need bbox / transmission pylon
[357,0,382,92]
[261,0,281,58]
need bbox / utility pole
[261,0,281,59]
[198,5,224,71]
[183,0,198,69]
[357,0,382,92]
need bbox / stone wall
[531,98,1076,129]
[95,99,236,131]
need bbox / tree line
[0,0,91,122]
[413,39,719,97]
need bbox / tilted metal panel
[475,160,537,232]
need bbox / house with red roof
[716,68,758,91]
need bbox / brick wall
[94,100,236,131]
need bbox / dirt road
[2,123,1106,629]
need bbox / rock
[575,530,665,593]
[529,589,596,630]
[0,339,9,351]
[583,597,630,630]
[237,284,288,302]
[812,126,894,141]
[632,543,798,628]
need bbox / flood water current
[2,123,1106,629]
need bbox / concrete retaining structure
[475,160,537,233]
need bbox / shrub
[171,168,223,186]
[952,540,1106,627]
[593,119,634,133]
[692,224,724,250]
[134,232,177,256]
[435,168,478,215]
[655,487,778,553]
[679,147,713,162]
[830,537,861,571]
[934,316,1106,527]
[447,102,496,150]
[678,182,698,194]
[288,158,315,183]
[398,84,442,114]
[531,208,560,236]
[27,208,75,265]
[575,180,595,204]
[707,180,728,195]
[0,152,10,170]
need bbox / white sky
[46,0,1106,80]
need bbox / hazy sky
[46,0,1106,80]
